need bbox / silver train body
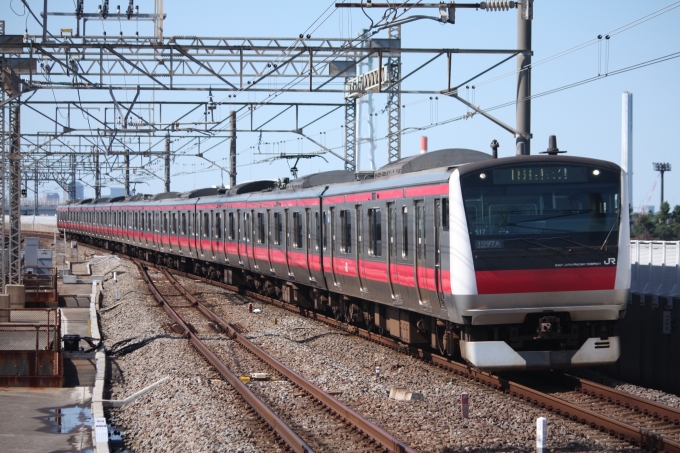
[58,149,630,371]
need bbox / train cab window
[402,207,409,259]
[181,213,187,235]
[368,208,382,257]
[203,212,210,237]
[273,212,281,245]
[257,213,265,244]
[293,212,302,249]
[215,213,222,239]
[442,198,449,230]
[340,210,351,254]
[228,212,235,240]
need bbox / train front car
[449,155,629,371]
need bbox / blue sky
[3,1,680,210]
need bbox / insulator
[479,1,516,11]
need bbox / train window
[368,208,382,257]
[273,212,281,245]
[402,207,409,259]
[257,213,264,244]
[357,207,363,254]
[315,212,320,251]
[243,213,249,242]
[306,211,312,250]
[293,212,302,249]
[180,213,186,235]
[340,210,352,254]
[228,212,235,240]
[417,205,426,260]
[442,198,449,230]
[388,205,396,258]
[140,212,145,230]
[172,213,178,234]
[163,213,168,233]
[322,211,328,251]
[215,213,222,239]
[203,212,210,237]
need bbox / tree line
[631,202,680,240]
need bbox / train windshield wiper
[600,211,620,251]
[551,236,601,252]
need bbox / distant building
[63,182,85,201]
[41,193,60,206]
[109,187,126,197]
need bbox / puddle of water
[42,405,93,434]
[108,420,130,453]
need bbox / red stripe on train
[475,267,617,294]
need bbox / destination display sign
[493,166,589,184]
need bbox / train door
[329,207,340,288]
[211,210,218,258]
[387,203,399,300]
[187,211,194,256]
[249,210,257,269]
[236,209,243,266]
[284,209,292,276]
[356,205,366,292]
[259,209,274,273]
[415,200,430,307]
[305,209,314,282]
[434,199,446,309]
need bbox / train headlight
[479,173,487,179]
[592,169,600,176]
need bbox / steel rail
[132,259,314,453]
[171,271,680,453]
[570,376,680,426]
[158,268,417,453]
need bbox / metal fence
[629,241,680,308]
[0,308,62,386]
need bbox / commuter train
[57,147,630,371]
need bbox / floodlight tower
[653,162,671,209]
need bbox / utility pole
[515,0,533,155]
[93,147,101,198]
[0,89,6,290]
[387,25,402,162]
[124,148,130,197]
[33,167,38,216]
[229,111,236,188]
[653,163,671,210]
[164,133,171,192]
[8,104,21,284]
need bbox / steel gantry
[0,1,532,290]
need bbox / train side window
[368,208,382,257]
[180,213,186,235]
[322,211,328,251]
[293,212,302,249]
[315,212,320,251]
[388,204,396,258]
[203,212,210,237]
[402,207,409,259]
[172,213,178,234]
[228,212,235,240]
[340,210,351,254]
[273,212,281,245]
[163,213,168,233]
[215,212,222,239]
[417,205,425,260]
[442,198,449,230]
[140,212,145,230]
[257,212,265,244]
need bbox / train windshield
[461,164,620,250]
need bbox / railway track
[133,258,416,453]
[165,269,680,453]
[65,239,680,452]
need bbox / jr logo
[604,258,617,265]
